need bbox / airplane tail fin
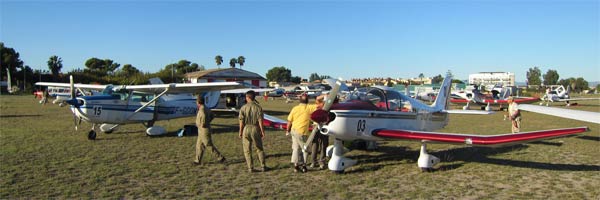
[431,73,452,111]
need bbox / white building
[184,68,268,88]
[468,72,515,87]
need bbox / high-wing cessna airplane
[36,76,246,140]
[262,74,589,173]
[451,85,539,111]
[539,85,600,106]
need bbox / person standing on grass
[310,95,328,170]
[239,90,268,173]
[286,93,318,173]
[193,96,226,165]
[507,96,521,133]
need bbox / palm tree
[215,55,223,68]
[47,55,63,81]
[237,56,245,69]
[229,58,237,68]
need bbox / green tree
[309,73,320,82]
[47,55,63,81]
[418,73,425,79]
[215,55,223,68]
[237,56,245,69]
[157,59,200,83]
[431,74,444,84]
[543,69,559,85]
[266,66,291,82]
[558,77,588,93]
[290,76,302,84]
[119,64,140,76]
[526,67,542,86]
[1,43,24,84]
[84,58,120,77]
[574,77,589,92]
[229,58,237,68]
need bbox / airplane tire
[88,130,96,140]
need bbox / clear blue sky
[2,0,599,82]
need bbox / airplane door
[204,91,221,109]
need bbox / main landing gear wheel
[88,130,97,140]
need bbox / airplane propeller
[65,76,82,130]
[304,79,342,153]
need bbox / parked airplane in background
[260,74,589,173]
[36,76,246,140]
[451,85,538,111]
[540,85,600,106]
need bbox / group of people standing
[193,90,329,173]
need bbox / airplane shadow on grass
[346,143,600,174]
[577,135,599,141]
[0,114,42,118]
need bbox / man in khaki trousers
[239,90,268,173]
[194,96,226,165]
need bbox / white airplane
[540,85,600,106]
[451,85,538,111]
[278,73,589,173]
[36,76,247,140]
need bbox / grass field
[1,94,599,199]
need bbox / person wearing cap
[193,96,226,165]
[286,93,318,173]
[507,96,521,133]
[239,90,268,172]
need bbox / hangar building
[184,68,267,88]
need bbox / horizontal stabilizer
[263,114,288,130]
[373,127,588,147]
[519,104,600,124]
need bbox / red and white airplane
[264,74,589,172]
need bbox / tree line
[2,42,597,93]
[526,66,594,93]
[1,43,256,93]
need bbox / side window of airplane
[129,93,153,102]
[366,88,387,110]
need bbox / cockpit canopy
[344,86,411,112]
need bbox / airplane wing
[518,104,600,124]
[554,97,600,102]
[35,82,107,90]
[372,127,588,147]
[221,88,274,94]
[481,97,539,104]
[115,82,245,94]
[444,110,494,114]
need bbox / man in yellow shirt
[286,93,317,173]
